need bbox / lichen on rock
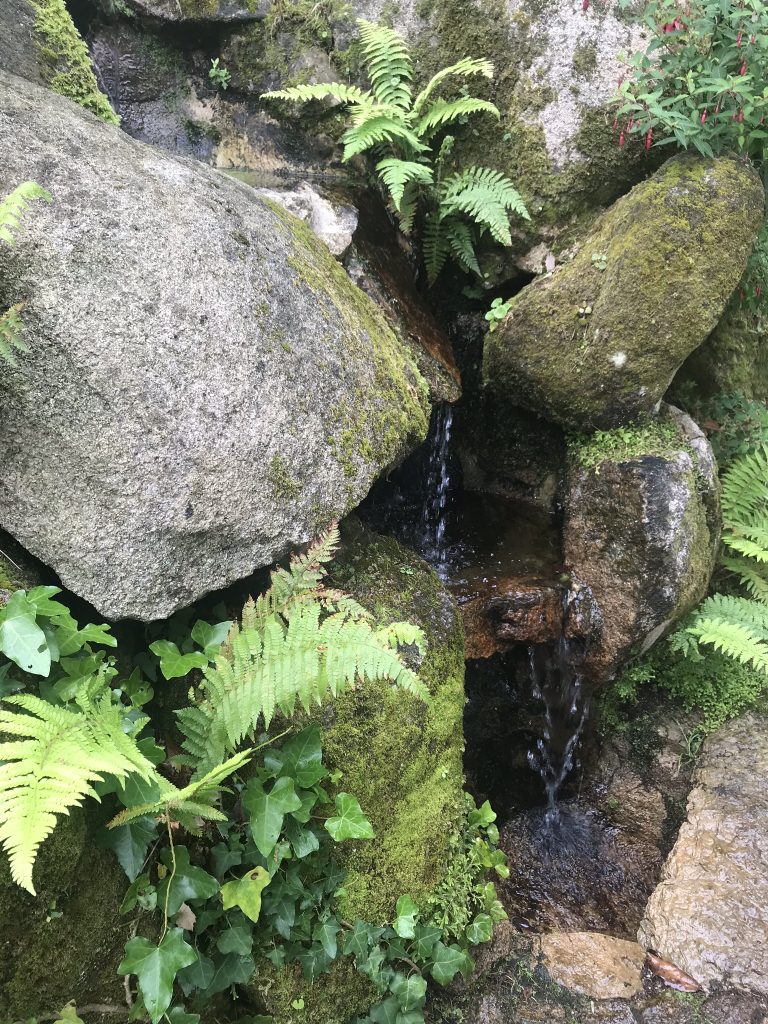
[484,155,765,430]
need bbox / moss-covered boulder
[0,810,131,1021]
[0,0,117,122]
[484,156,765,430]
[250,518,466,1023]
[673,304,768,405]
[564,407,720,682]
[0,71,429,621]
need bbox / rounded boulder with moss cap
[564,406,720,682]
[483,155,765,431]
[0,72,429,621]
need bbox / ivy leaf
[343,920,380,958]
[284,817,320,859]
[98,816,157,882]
[149,640,208,680]
[242,777,302,858]
[0,591,48,675]
[296,943,332,982]
[118,929,197,1024]
[211,841,243,877]
[324,793,375,842]
[156,847,219,915]
[390,972,427,1012]
[120,874,157,915]
[413,925,441,959]
[165,1008,200,1024]
[369,997,400,1024]
[53,1001,84,1023]
[265,726,328,788]
[393,895,419,939]
[465,913,493,944]
[217,923,254,956]
[206,952,255,994]
[190,619,232,656]
[313,916,340,958]
[430,942,473,986]
[220,867,270,923]
[176,953,214,997]
[262,890,296,940]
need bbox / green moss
[267,453,301,500]
[253,956,375,1024]
[571,41,598,77]
[674,305,768,404]
[30,0,119,124]
[570,420,680,469]
[322,521,465,924]
[264,199,430,480]
[0,809,131,1019]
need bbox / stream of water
[419,403,454,578]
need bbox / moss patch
[570,420,680,469]
[30,0,119,123]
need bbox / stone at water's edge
[0,72,429,621]
[484,156,765,430]
[250,518,466,1023]
[254,180,358,259]
[639,713,768,995]
[538,932,645,1000]
[564,407,719,682]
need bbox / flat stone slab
[639,713,768,994]
[538,931,645,999]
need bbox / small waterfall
[527,591,590,821]
[420,403,454,577]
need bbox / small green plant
[0,181,52,365]
[484,296,512,332]
[591,251,607,272]
[208,57,231,90]
[261,20,529,283]
[615,0,768,165]
[694,392,768,467]
[570,421,680,470]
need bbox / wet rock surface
[0,72,428,620]
[483,156,764,430]
[537,932,646,1000]
[564,407,720,682]
[639,713,768,995]
[255,179,358,257]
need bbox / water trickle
[527,592,590,821]
[420,403,454,577]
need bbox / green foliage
[484,296,512,332]
[739,216,768,316]
[569,421,680,470]
[176,524,428,775]
[0,181,52,365]
[616,0,768,164]
[261,19,528,282]
[209,57,231,90]
[694,391,768,466]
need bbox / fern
[260,20,527,282]
[0,304,28,366]
[176,526,429,776]
[0,181,52,246]
[0,685,157,893]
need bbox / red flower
[619,131,625,147]
[739,109,744,123]
[700,109,707,124]
[740,61,747,75]
[646,129,652,150]
[737,30,742,47]
[582,0,589,10]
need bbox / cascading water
[420,403,454,578]
[526,591,591,822]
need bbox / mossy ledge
[30,0,119,123]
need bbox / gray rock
[255,181,357,257]
[126,0,270,20]
[484,156,765,430]
[538,932,646,1000]
[0,0,43,87]
[0,72,429,620]
[639,713,768,995]
[563,407,720,681]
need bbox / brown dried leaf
[646,950,702,992]
[175,901,197,931]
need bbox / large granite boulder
[564,407,720,682]
[0,72,429,621]
[484,156,764,430]
[639,713,768,994]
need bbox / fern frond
[376,158,433,210]
[0,304,28,366]
[0,691,156,893]
[440,166,530,244]
[260,83,374,107]
[0,181,52,246]
[342,115,425,160]
[398,182,419,235]
[444,220,481,276]
[357,19,413,109]
[722,556,768,604]
[687,618,768,674]
[694,593,768,639]
[721,446,768,522]
[415,98,499,140]
[423,210,450,284]
[412,57,495,114]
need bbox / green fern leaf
[342,115,425,161]
[423,211,450,285]
[722,555,768,604]
[444,220,481,276]
[0,304,28,366]
[412,57,495,114]
[260,83,374,107]
[0,181,52,246]
[687,617,768,674]
[398,182,419,235]
[440,166,529,244]
[415,98,499,140]
[357,19,413,109]
[376,158,433,210]
[0,691,156,893]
